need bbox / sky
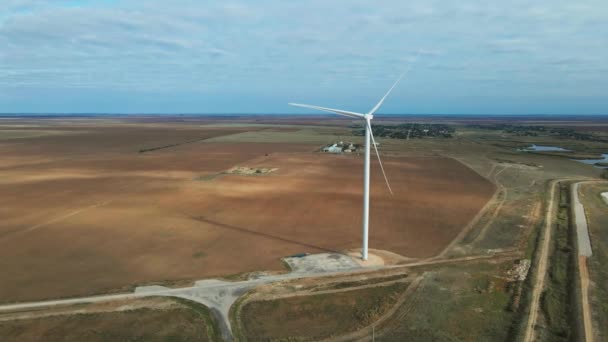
[0,0,607,115]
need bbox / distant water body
[517,144,608,168]
[518,144,570,152]
[575,154,608,168]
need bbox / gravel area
[572,183,593,257]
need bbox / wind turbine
[289,74,405,260]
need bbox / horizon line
[1,113,608,117]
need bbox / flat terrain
[240,281,409,341]
[2,115,608,341]
[0,119,494,302]
[375,262,516,342]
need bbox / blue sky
[0,0,607,114]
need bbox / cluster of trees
[503,125,547,136]
[352,123,455,139]
[471,124,606,142]
[548,127,602,141]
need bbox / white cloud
[0,0,606,113]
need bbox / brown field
[0,119,494,302]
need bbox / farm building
[323,144,343,153]
[322,142,357,154]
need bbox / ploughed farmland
[0,121,494,302]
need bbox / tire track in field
[472,165,508,244]
[0,201,111,241]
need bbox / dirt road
[524,179,598,342]
[579,256,594,342]
[523,179,559,342]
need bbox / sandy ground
[0,121,494,302]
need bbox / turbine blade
[289,103,365,119]
[367,73,407,116]
[367,121,393,195]
[367,50,423,116]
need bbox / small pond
[518,144,570,152]
[574,154,608,168]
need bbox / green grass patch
[192,251,206,258]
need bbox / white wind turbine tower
[289,74,405,260]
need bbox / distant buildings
[351,123,455,139]
[322,141,358,154]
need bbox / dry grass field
[0,297,215,341]
[240,282,409,341]
[0,118,494,302]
